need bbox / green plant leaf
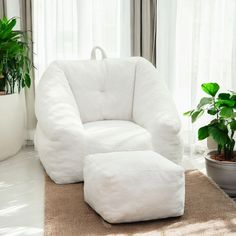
[217,120,227,131]
[215,99,235,107]
[0,17,32,94]
[230,120,236,131]
[219,107,234,118]
[210,119,218,124]
[191,109,204,123]
[21,79,25,88]
[207,108,218,115]
[201,83,220,97]
[183,109,194,116]
[218,93,231,100]
[6,18,16,31]
[197,97,213,109]
[198,126,209,140]
[208,126,230,146]
[231,95,236,101]
[24,73,31,88]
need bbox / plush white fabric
[35,64,86,183]
[133,58,183,164]
[84,120,152,154]
[57,59,136,122]
[84,151,185,223]
[35,57,183,184]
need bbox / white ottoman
[84,151,185,224]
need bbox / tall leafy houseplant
[0,17,32,94]
[184,83,236,161]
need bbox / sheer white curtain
[32,0,131,83]
[158,0,236,153]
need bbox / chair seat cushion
[84,151,185,223]
[84,120,152,154]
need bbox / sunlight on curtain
[5,0,21,30]
[158,0,236,153]
[32,0,131,83]
[175,0,236,152]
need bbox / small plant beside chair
[0,17,32,95]
[184,82,236,197]
[184,83,236,161]
[0,16,32,161]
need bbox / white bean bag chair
[35,55,183,184]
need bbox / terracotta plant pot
[205,151,236,197]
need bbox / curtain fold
[131,0,157,65]
[33,0,131,84]
[0,0,6,18]
[158,0,236,154]
[20,0,36,142]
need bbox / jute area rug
[45,170,236,236]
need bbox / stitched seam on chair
[54,61,83,125]
[101,59,108,120]
[55,61,73,91]
[131,59,138,122]
[55,61,78,105]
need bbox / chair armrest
[35,62,84,137]
[148,113,183,164]
[35,62,86,183]
[133,58,183,164]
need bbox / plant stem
[218,144,222,155]
[213,97,219,121]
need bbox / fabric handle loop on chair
[91,46,107,60]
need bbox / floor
[0,146,205,236]
[0,147,44,236]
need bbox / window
[33,0,131,83]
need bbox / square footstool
[83,151,185,223]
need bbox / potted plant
[184,83,236,197]
[0,17,32,161]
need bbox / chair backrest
[55,58,139,123]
